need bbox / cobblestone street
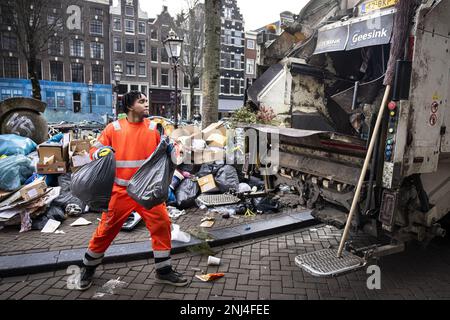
[1,225,450,300]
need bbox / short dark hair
[121,91,146,114]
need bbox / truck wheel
[1,110,48,144]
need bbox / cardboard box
[69,139,91,156]
[197,174,219,194]
[37,162,67,174]
[37,133,70,162]
[206,133,227,148]
[20,178,47,201]
[192,148,225,164]
[69,139,91,170]
[202,121,226,140]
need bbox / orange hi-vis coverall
[83,118,173,272]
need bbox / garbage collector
[77,91,188,290]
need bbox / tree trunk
[201,0,221,129]
[189,83,195,120]
[28,53,42,100]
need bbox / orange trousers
[88,185,172,255]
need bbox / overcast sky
[114,0,310,31]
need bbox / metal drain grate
[295,249,366,277]
[196,194,241,207]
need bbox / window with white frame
[151,68,158,86]
[125,39,135,53]
[47,15,63,31]
[151,29,158,40]
[71,63,84,83]
[90,20,103,35]
[113,37,121,52]
[161,48,169,63]
[151,46,158,62]
[92,64,103,84]
[125,20,135,34]
[2,33,17,51]
[138,39,146,54]
[161,68,169,86]
[50,61,64,82]
[126,61,135,76]
[55,92,66,108]
[138,22,146,34]
[221,78,230,94]
[70,39,84,57]
[232,79,241,95]
[125,6,134,17]
[224,7,232,19]
[138,62,146,77]
[247,39,255,50]
[246,59,255,74]
[113,18,121,31]
[48,37,63,56]
[90,42,104,59]
[3,57,19,78]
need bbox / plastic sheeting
[0,134,37,156]
[0,155,34,191]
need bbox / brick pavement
[1,225,450,300]
[0,207,290,256]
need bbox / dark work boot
[155,267,189,287]
[77,266,96,291]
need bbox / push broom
[337,0,421,257]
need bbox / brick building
[0,0,113,117]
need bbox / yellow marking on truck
[360,0,398,14]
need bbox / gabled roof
[247,63,284,104]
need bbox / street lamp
[113,64,123,118]
[163,29,183,128]
[88,80,93,113]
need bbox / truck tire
[1,110,48,144]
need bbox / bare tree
[176,0,205,121]
[201,0,221,128]
[3,0,66,100]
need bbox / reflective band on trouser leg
[154,258,172,270]
[116,160,146,168]
[114,178,130,187]
[153,250,171,259]
[83,249,105,267]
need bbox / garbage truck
[243,0,450,276]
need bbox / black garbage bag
[71,153,116,212]
[175,178,200,209]
[196,163,224,178]
[53,173,85,212]
[247,176,265,189]
[215,165,240,193]
[253,197,280,214]
[31,206,66,230]
[127,137,176,209]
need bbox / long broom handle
[337,85,391,258]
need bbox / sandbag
[0,134,37,156]
[71,153,115,212]
[53,173,85,212]
[175,178,200,209]
[127,137,175,209]
[0,155,34,191]
[215,165,240,193]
